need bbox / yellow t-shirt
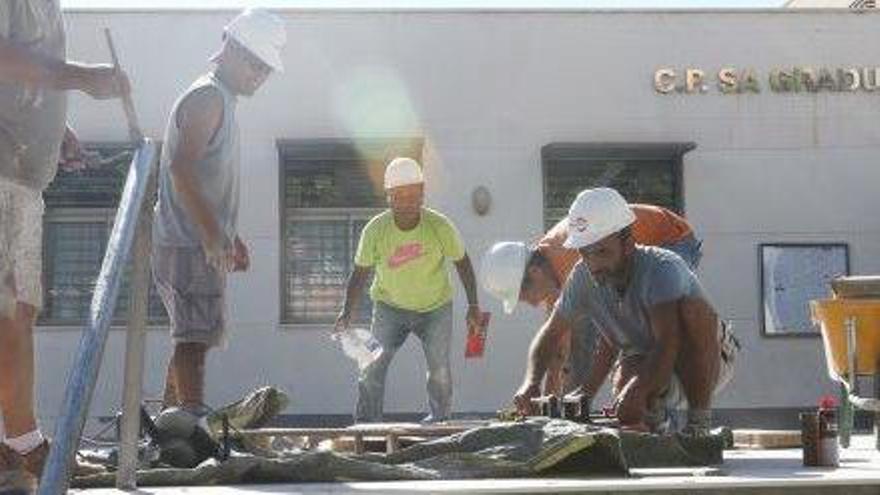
[355,208,466,312]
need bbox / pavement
[74,433,880,495]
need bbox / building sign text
[654,67,880,94]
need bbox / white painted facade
[34,8,880,427]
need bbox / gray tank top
[153,73,240,247]
[0,0,67,191]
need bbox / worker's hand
[58,126,86,172]
[563,385,590,404]
[333,310,351,334]
[232,236,250,272]
[203,233,234,273]
[79,64,131,100]
[465,304,483,333]
[513,381,541,416]
[613,376,648,427]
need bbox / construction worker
[510,188,738,434]
[0,0,129,485]
[482,204,702,395]
[152,8,286,419]
[335,157,483,423]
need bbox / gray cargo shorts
[152,245,227,348]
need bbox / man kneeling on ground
[513,188,739,435]
[482,203,702,396]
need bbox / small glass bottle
[817,396,840,467]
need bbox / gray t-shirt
[556,245,710,357]
[153,74,240,247]
[0,0,67,191]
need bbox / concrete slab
[74,434,880,495]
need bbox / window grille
[40,143,166,326]
[541,143,693,229]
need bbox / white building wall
[35,9,880,426]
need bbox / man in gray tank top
[0,0,130,483]
[151,8,286,418]
[513,188,739,436]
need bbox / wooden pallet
[733,429,802,449]
[237,422,484,454]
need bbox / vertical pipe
[115,172,157,490]
[846,317,858,396]
[874,367,880,451]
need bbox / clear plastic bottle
[332,327,383,370]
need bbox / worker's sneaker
[0,444,33,493]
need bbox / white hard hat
[384,157,424,190]
[224,8,286,72]
[480,242,529,314]
[563,188,636,249]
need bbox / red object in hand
[465,312,491,358]
[818,395,838,410]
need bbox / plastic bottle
[332,327,383,370]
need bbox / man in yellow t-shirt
[335,157,483,423]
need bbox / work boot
[681,409,712,438]
[20,440,104,480]
[0,444,33,494]
[19,440,47,480]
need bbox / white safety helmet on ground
[224,8,286,72]
[480,241,529,314]
[563,188,636,249]
[384,157,425,190]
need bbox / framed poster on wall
[759,243,849,337]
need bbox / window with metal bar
[39,143,166,326]
[541,143,693,229]
[279,139,423,325]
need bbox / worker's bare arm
[614,300,681,424]
[641,301,682,395]
[453,254,482,327]
[335,265,372,332]
[0,36,128,99]
[513,307,574,414]
[167,88,227,268]
[577,334,618,398]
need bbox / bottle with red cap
[817,395,840,467]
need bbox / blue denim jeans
[356,302,453,422]
[662,234,703,271]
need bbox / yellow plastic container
[810,299,880,378]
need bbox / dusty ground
[70,432,880,495]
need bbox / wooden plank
[238,424,472,439]
[733,429,802,449]
[386,433,400,454]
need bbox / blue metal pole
[38,139,157,494]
